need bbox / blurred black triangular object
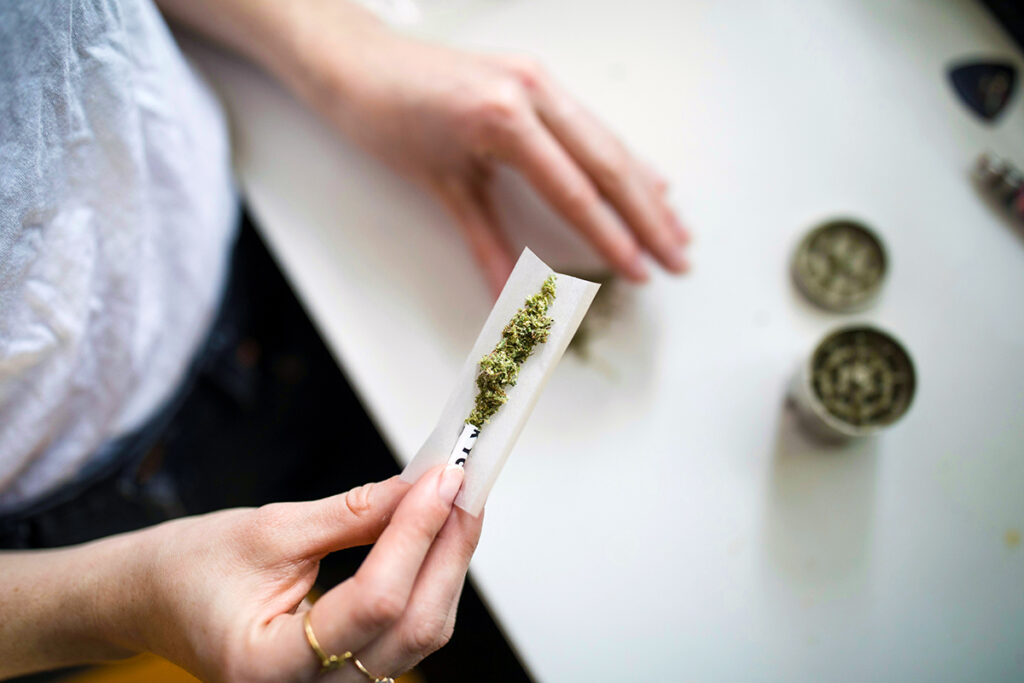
[948,60,1017,122]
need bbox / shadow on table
[762,406,880,590]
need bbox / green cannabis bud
[466,275,557,428]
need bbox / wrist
[261,0,390,112]
[0,530,158,677]
[65,529,160,659]
[159,0,388,112]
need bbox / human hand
[126,465,476,682]
[158,0,689,293]
[304,26,691,294]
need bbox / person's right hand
[124,465,477,682]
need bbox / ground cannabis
[811,327,915,428]
[466,275,557,428]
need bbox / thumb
[265,476,412,560]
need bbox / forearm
[155,0,385,106]
[0,533,152,678]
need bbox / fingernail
[623,252,650,283]
[664,247,690,273]
[670,216,690,245]
[438,465,465,504]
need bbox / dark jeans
[0,216,392,548]
[0,215,530,683]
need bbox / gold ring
[302,612,352,673]
[352,656,395,683]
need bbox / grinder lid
[792,219,887,312]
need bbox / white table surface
[186,1,1024,680]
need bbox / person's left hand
[298,23,691,294]
[158,0,690,294]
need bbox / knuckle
[343,483,375,519]
[404,504,445,541]
[240,504,298,561]
[620,240,644,263]
[467,81,529,144]
[563,185,599,218]
[403,617,447,656]
[371,593,407,626]
[254,502,289,527]
[249,503,291,548]
[398,494,450,539]
[479,83,525,122]
[356,585,406,629]
[506,56,545,89]
[593,150,631,190]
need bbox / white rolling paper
[401,248,599,516]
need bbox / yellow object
[59,654,424,683]
[353,655,396,683]
[56,654,199,683]
[303,611,353,672]
[58,614,423,683]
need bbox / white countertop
[186,1,1024,679]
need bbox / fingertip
[671,216,691,246]
[419,463,451,485]
[639,159,669,193]
[414,464,462,505]
[662,247,690,274]
[620,251,650,283]
[438,465,465,505]
[656,200,689,245]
